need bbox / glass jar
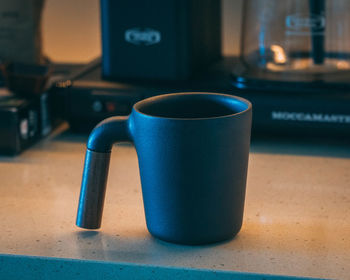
[240,0,350,75]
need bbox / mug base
[148,226,242,246]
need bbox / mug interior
[135,93,250,119]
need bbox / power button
[92,100,103,112]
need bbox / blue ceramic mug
[76,92,252,245]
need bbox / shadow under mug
[76,92,252,245]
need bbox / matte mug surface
[76,92,252,245]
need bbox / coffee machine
[231,0,350,137]
[52,0,350,139]
[100,0,221,81]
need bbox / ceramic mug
[76,92,252,245]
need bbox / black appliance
[0,90,57,155]
[0,62,85,155]
[100,0,221,81]
[229,0,350,138]
[51,57,350,138]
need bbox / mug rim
[133,92,252,121]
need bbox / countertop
[0,127,349,279]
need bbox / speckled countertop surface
[0,128,349,279]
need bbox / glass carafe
[240,0,350,77]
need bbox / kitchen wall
[42,0,243,63]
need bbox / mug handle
[76,116,131,229]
